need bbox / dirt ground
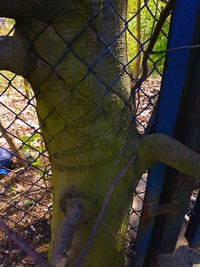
[157,223,200,267]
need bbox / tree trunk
[1,1,200,266]
[0,1,138,266]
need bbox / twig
[74,154,136,267]
[152,44,200,54]
[0,193,21,211]
[0,219,51,267]
[0,120,27,167]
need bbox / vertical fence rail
[131,1,200,266]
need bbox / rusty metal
[143,201,179,218]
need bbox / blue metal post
[130,0,200,266]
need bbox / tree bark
[0,0,44,19]
[0,1,138,266]
[0,1,200,267]
[0,34,31,76]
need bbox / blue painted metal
[155,8,200,250]
[130,0,200,266]
[157,173,194,255]
[179,11,200,246]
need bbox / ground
[157,223,200,267]
[0,73,52,266]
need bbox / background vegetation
[127,0,170,77]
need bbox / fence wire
[0,1,170,266]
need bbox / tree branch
[140,0,176,79]
[0,0,44,19]
[0,119,27,167]
[0,34,34,77]
[130,0,176,100]
[134,133,200,180]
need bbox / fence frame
[130,0,200,266]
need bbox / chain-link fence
[0,18,52,266]
[0,1,171,266]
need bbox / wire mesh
[0,1,170,266]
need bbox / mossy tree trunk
[1,1,200,267]
[0,1,140,266]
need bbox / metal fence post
[130,0,200,266]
